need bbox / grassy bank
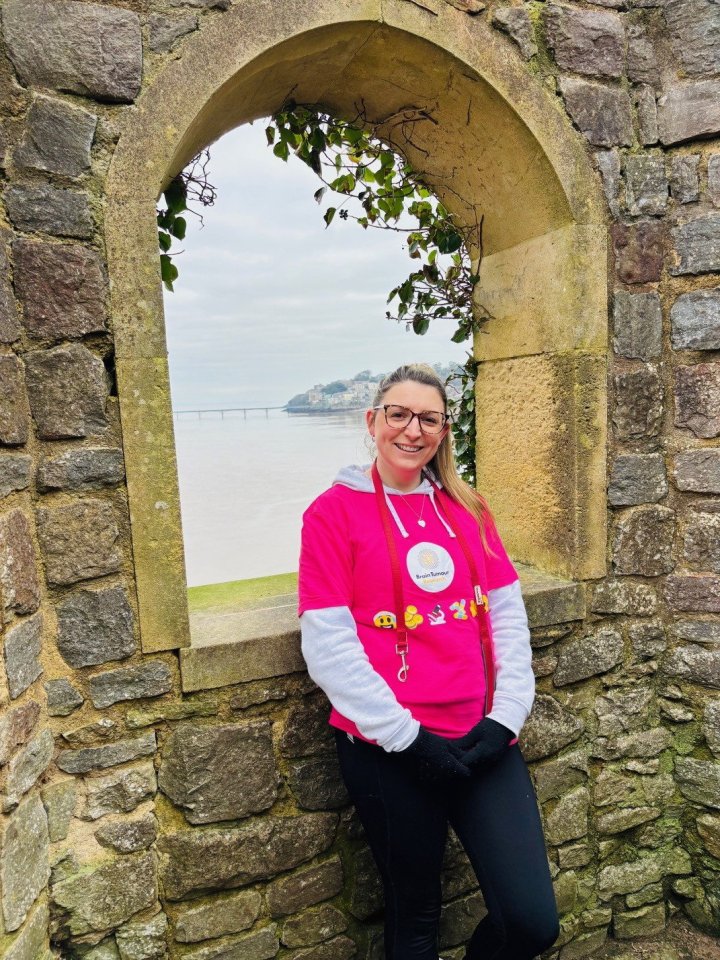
[187,571,298,613]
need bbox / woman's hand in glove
[455,717,514,771]
[402,726,471,782]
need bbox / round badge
[406,541,455,593]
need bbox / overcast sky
[163,122,469,410]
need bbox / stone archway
[104,0,607,655]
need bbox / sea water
[174,409,368,587]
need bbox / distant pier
[174,406,288,420]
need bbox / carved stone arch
[105,0,607,653]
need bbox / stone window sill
[179,565,585,693]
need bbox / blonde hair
[371,363,495,548]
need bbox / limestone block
[629,622,666,661]
[0,454,31,498]
[83,761,157,821]
[608,454,667,506]
[612,291,662,360]
[683,511,720,571]
[614,903,665,939]
[676,758,720,808]
[95,813,157,854]
[624,156,667,216]
[546,788,589,845]
[669,156,700,203]
[664,645,720,688]
[51,851,157,936]
[0,230,20,344]
[1,0,142,103]
[545,5,624,77]
[611,221,665,284]
[3,614,43,699]
[3,728,54,809]
[704,701,720,757]
[38,447,124,492]
[671,619,720,643]
[61,716,117,748]
[596,807,660,834]
[41,780,77,841]
[0,355,29,446]
[0,508,41,616]
[627,23,659,86]
[625,883,664,908]
[90,660,172,709]
[671,290,720,351]
[591,580,657,616]
[598,849,690,897]
[158,721,276,823]
[280,696,335,758]
[148,14,198,53]
[595,688,652,737]
[0,700,40,765]
[0,792,50,931]
[4,902,49,960]
[45,678,84,717]
[658,81,720,145]
[15,96,96,177]
[36,499,120,586]
[670,214,720,275]
[612,506,675,576]
[674,362,720,438]
[175,889,262,942]
[57,732,156,775]
[554,629,623,685]
[490,8,537,59]
[13,240,107,341]
[559,78,632,147]
[595,727,671,761]
[4,184,93,239]
[181,926,279,960]
[280,903,348,948]
[25,344,108,440]
[115,912,167,960]
[519,694,584,762]
[697,813,720,858]
[664,0,720,77]
[159,813,338,900]
[533,750,588,803]
[288,755,349,811]
[57,585,135,668]
[266,856,344,918]
[664,574,720,611]
[349,845,383,921]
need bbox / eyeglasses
[374,404,449,434]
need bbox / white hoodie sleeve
[300,606,420,752]
[485,579,535,736]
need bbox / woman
[298,364,559,960]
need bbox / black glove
[402,726,471,782]
[456,717,514,771]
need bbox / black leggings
[335,732,559,960]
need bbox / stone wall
[0,0,718,958]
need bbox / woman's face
[366,381,448,488]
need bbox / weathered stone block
[0,700,40,766]
[599,850,690,898]
[0,454,31,498]
[126,699,217,728]
[664,0,720,77]
[148,13,198,52]
[627,23,659,86]
[674,362,720,438]
[0,355,29,446]
[591,580,657,616]
[4,613,43,699]
[5,902,49,960]
[182,926,279,960]
[664,645,720,688]
[159,720,275,823]
[288,755,349,811]
[612,506,675,576]
[595,727,672,761]
[624,156,667,216]
[709,154,720,206]
[159,813,338,900]
[61,716,117,747]
[559,78,632,147]
[83,761,157,821]
[559,928,607,959]
[533,750,587,803]
[614,903,665,939]
[266,856,344,918]
[281,903,348,948]
[697,813,720,858]
[0,792,49,931]
[612,291,662,360]
[626,883,664,908]
[45,678,84,717]
[51,851,156,935]
[658,81,720,145]
[3,728,54,809]
[520,694,584,761]
[704,701,720,757]
[37,498,120,586]
[670,214,720,275]
[13,240,107,341]
[95,812,157,855]
[175,889,262,943]
[612,365,663,439]
[671,290,720,351]
[546,788,589,845]
[25,343,108,439]
[2,0,142,103]
[0,508,40,616]
[596,806,660,835]
[674,450,720,494]
[38,447,124,492]
[595,688,652,737]
[57,585,135,668]
[611,221,665,284]
[41,780,76,841]
[0,230,20,344]
[669,155,700,203]
[554,629,623,685]
[683,511,720,571]
[57,732,156,775]
[545,5,623,77]
[4,184,93,239]
[349,845,383,921]
[87,658,170,713]
[608,454,667,506]
[280,697,335,758]
[629,622,666,661]
[490,7,537,59]
[593,149,620,217]
[636,87,659,147]
[116,913,167,960]
[15,95,96,177]
[675,758,720,808]
[664,574,720,611]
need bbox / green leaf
[164,179,187,215]
[323,207,337,227]
[265,125,276,145]
[160,254,178,292]
[170,216,187,241]
[412,316,431,335]
[314,186,327,204]
[273,141,290,161]
[158,231,172,252]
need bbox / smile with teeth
[395,443,423,453]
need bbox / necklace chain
[398,492,427,527]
